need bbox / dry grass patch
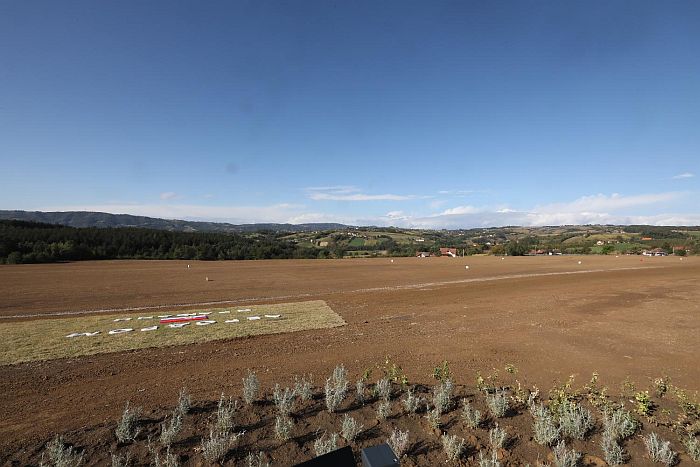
[0,300,344,364]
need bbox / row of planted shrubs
[41,364,700,466]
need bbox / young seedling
[272,384,295,416]
[440,432,465,462]
[489,423,507,449]
[552,441,581,467]
[42,435,84,467]
[160,410,183,447]
[115,402,141,443]
[643,432,676,466]
[402,388,422,414]
[387,428,410,458]
[461,399,482,429]
[485,389,509,418]
[242,370,260,405]
[341,414,363,442]
[313,432,338,457]
[531,404,560,446]
[324,365,349,413]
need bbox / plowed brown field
[1,256,698,464]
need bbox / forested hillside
[0,220,322,264]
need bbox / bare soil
[1,256,698,465]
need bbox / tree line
[0,220,323,264]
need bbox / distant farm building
[416,251,431,258]
[439,248,458,257]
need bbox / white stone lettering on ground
[66,331,100,338]
[247,316,261,321]
[264,314,281,319]
[224,319,240,323]
[158,315,172,318]
[137,316,153,320]
[168,323,189,329]
[218,310,231,314]
[113,318,132,322]
[140,326,158,331]
[237,308,252,312]
[108,328,133,335]
[195,320,216,326]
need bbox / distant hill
[0,210,348,233]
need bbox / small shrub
[603,408,637,441]
[387,428,409,458]
[272,384,295,416]
[375,378,391,401]
[42,435,84,467]
[635,390,653,416]
[600,429,625,466]
[377,399,391,420]
[478,450,501,467]
[176,388,191,416]
[274,414,293,441]
[115,402,141,443]
[152,447,179,467]
[356,379,366,404]
[433,378,454,414]
[243,370,260,405]
[683,435,700,461]
[403,388,421,414]
[200,428,241,463]
[441,432,465,462]
[486,389,509,418]
[558,402,594,440]
[313,432,338,457]
[489,423,507,449]
[653,377,668,397]
[461,399,482,428]
[324,364,349,413]
[215,393,238,435]
[111,452,130,467]
[426,407,441,430]
[644,432,677,465]
[160,410,183,447]
[341,414,363,442]
[294,374,314,402]
[552,441,581,467]
[531,404,560,446]
[246,451,270,467]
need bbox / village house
[439,247,457,257]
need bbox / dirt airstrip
[0,256,699,464]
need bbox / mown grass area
[347,237,365,247]
[0,300,345,364]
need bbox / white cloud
[379,191,695,229]
[535,192,684,213]
[159,192,179,201]
[439,205,481,215]
[437,189,477,197]
[672,172,695,179]
[305,186,421,201]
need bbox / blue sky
[1,1,698,227]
